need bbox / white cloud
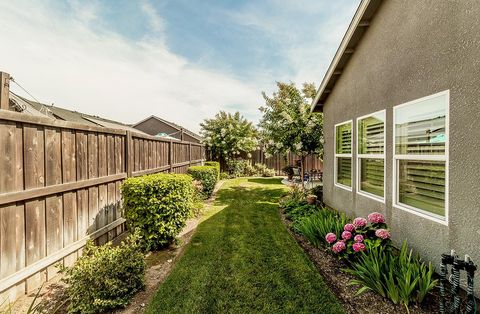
[139,0,165,36]
[0,0,263,133]
[226,0,359,87]
[0,0,359,133]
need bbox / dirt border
[115,180,226,314]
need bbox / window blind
[394,91,448,219]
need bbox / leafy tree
[259,82,323,186]
[200,111,258,163]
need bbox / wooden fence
[251,150,323,175]
[0,110,205,302]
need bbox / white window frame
[334,120,353,191]
[392,90,449,225]
[356,110,386,203]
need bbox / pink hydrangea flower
[325,233,337,244]
[353,217,367,228]
[344,223,355,232]
[375,229,391,240]
[332,241,346,253]
[341,231,352,240]
[367,212,385,224]
[354,235,364,243]
[353,242,366,252]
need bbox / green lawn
[147,177,344,314]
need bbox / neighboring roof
[133,115,202,141]
[311,0,382,111]
[9,93,54,118]
[9,91,146,133]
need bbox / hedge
[61,231,146,313]
[121,173,194,250]
[187,166,218,198]
[204,161,220,180]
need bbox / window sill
[393,203,448,226]
[334,183,352,192]
[357,190,385,204]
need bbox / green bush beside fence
[61,231,146,313]
[187,166,218,198]
[121,173,194,250]
[204,161,220,180]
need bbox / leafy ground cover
[147,177,344,314]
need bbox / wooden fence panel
[0,112,205,302]
[252,150,323,176]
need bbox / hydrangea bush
[325,212,391,259]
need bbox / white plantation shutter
[357,112,385,199]
[335,121,352,188]
[394,91,448,220]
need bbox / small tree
[200,111,258,164]
[259,82,324,187]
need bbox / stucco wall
[322,0,480,295]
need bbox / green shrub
[308,185,323,201]
[252,163,276,177]
[294,209,348,247]
[346,241,437,310]
[204,161,220,180]
[61,231,146,313]
[281,198,306,215]
[121,173,194,250]
[187,166,218,198]
[262,167,276,177]
[226,159,249,177]
[280,185,306,208]
[253,163,267,174]
[219,172,230,180]
[244,163,257,176]
[282,165,295,177]
[285,204,318,223]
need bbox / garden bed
[281,212,440,314]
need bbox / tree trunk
[300,155,306,190]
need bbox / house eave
[311,0,382,112]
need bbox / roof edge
[133,115,202,140]
[311,0,382,111]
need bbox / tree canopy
[200,111,258,161]
[259,82,324,160]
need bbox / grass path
[147,177,344,314]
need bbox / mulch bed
[280,211,441,314]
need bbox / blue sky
[0,0,359,132]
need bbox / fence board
[87,133,98,179]
[251,150,323,176]
[45,195,62,279]
[63,190,79,267]
[0,113,205,302]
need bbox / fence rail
[0,110,205,301]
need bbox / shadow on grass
[246,177,284,185]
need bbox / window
[335,120,352,190]
[357,111,385,200]
[393,90,449,224]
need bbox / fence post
[0,72,10,110]
[169,140,173,173]
[189,142,192,167]
[125,131,133,177]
